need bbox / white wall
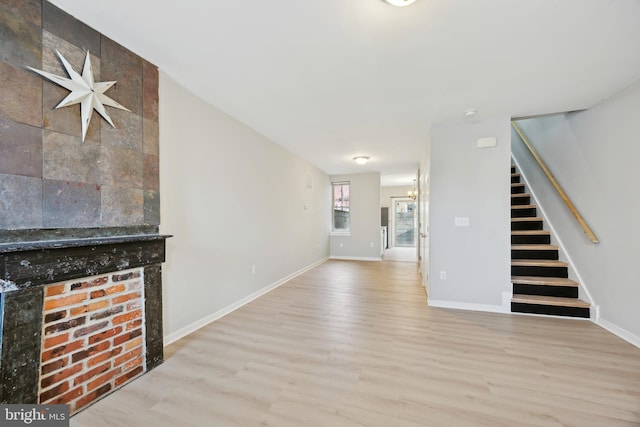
[512,79,640,344]
[329,172,381,260]
[428,116,511,311]
[159,72,331,341]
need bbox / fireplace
[0,228,169,413]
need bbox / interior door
[394,200,416,247]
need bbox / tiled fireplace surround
[0,228,168,413]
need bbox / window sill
[330,231,351,237]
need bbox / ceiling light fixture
[353,156,370,165]
[384,0,417,6]
[407,179,417,200]
[464,109,477,118]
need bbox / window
[332,182,350,232]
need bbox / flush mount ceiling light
[384,0,417,6]
[353,156,370,165]
[464,109,477,118]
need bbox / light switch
[477,137,497,149]
[454,217,470,227]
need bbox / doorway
[394,199,416,247]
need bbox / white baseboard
[428,299,509,314]
[597,317,640,349]
[163,257,329,346]
[329,256,381,262]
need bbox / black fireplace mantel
[0,233,170,292]
[0,229,171,404]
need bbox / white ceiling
[49,0,640,186]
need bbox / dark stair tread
[511,275,577,287]
[512,294,590,308]
[511,244,559,250]
[512,259,568,267]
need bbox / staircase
[510,165,590,318]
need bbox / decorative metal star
[28,50,130,141]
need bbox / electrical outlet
[440,271,447,280]
[339,243,343,248]
[251,265,256,274]
[370,242,374,248]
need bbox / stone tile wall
[39,268,145,413]
[0,0,160,230]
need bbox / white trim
[428,299,509,314]
[597,317,640,349]
[163,257,329,346]
[329,256,381,262]
[329,231,351,237]
[511,155,595,312]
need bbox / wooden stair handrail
[511,121,599,244]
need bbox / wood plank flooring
[71,259,640,426]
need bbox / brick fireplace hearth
[0,229,168,412]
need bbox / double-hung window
[332,182,350,232]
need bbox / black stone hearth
[0,228,170,404]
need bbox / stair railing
[511,120,599,244]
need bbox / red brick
[112,292,141,304]
[105,284,126,295]
[114,366,144,388]
[126,300,142,311]
[87,346,123,367]
[71,341,110,363]
[75,383,112,411]
[124,336,143,351]
[41,357,69,376]
[44,316,86,335]
[39,381,70,402]
[43,333,69,349]
[40,363,83,389]
[128,280,142,290]
[73,320,109,338]
[124,356,144,371]
[112,309,142,325]
[114,328,142,346]
[70,276,109,291]
[111,271,141,282]
[48,386,83,405]
[87,367,122,391]
[114,346,143,367]
[46,284,66,297]
[41,339,84,363]
[90,306,124,321]
[44,309,67,323]
[90,289,106,299]
[125,319,142,331]
[70,300,110,316]
[88,326,122,344]
[44,293,87,310]
[73,361,111,386]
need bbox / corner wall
[159,73,331,341]
[428,116,511,311]
[512,79,640,344]
[329,172,381,260]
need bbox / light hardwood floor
[71,259,640,426]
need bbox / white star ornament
[28,50,130,141]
